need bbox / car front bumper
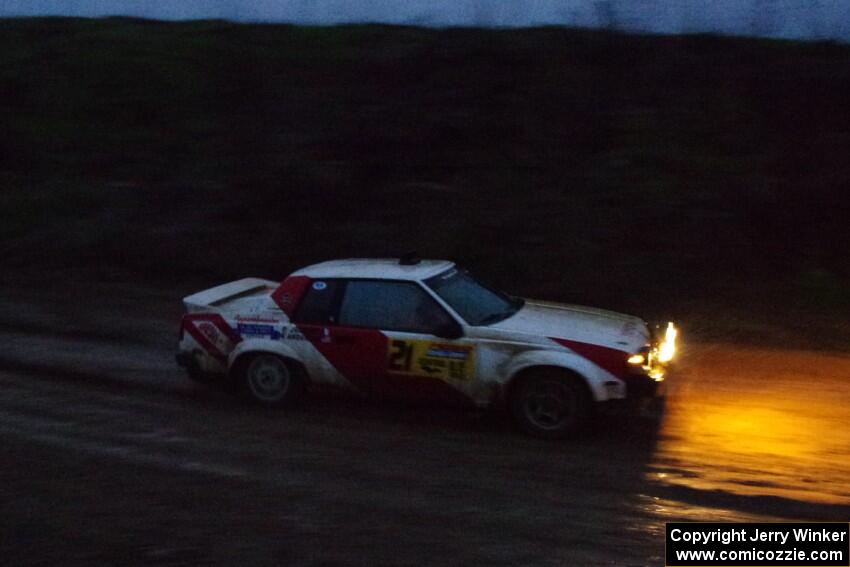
[621,372,666,399]
[598,372,668,417]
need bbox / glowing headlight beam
[627,354,645,365]
[657,322,678,363]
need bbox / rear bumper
[176,350,221,384]
[176,351,193,368]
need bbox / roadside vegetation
[2,17,849,349]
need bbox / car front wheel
[511,369,591,439]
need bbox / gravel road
[0,283,847,566]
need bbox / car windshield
[425,268,523,326]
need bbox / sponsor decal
[312,281,328,290]
[284,327,307,341]
[198,322,219,343]
[236,323,281,340]
[235,314,280,323]
[388,339,475,382]
[182,313,242,364]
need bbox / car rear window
[293,280,343,324]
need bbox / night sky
[1,0,848,41]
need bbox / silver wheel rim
[523,380,577,431]
[247,356,291,403]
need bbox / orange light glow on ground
[651,343,850,506]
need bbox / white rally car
[177,257,677,438]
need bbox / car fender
[227,338,305,372]
[502,348,617,402]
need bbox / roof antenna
[399,251,421,265]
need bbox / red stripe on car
[295,325,386,395]
[296,325,472,405]
[271,275,311,317]
[550,337,627,378]
[182,313,242,364]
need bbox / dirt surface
[0,283,848,566]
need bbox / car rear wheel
[241,354,303,407]
[511,369,591,439]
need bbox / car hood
[489,299,650,352]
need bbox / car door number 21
[387,339,475,381]
[389,339,414,372]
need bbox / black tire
[510,368,592,439]
[183,350,216,384]
[237,354,304,407]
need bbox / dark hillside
[2,18,849,347]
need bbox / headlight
[627,354,645,365]
[656,322,678,363]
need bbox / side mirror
[433,321,463,340]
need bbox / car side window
[292,280,342,324]
[338,281,453,334]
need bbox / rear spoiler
[183,277,278,313]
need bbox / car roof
[291,258,455,281]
